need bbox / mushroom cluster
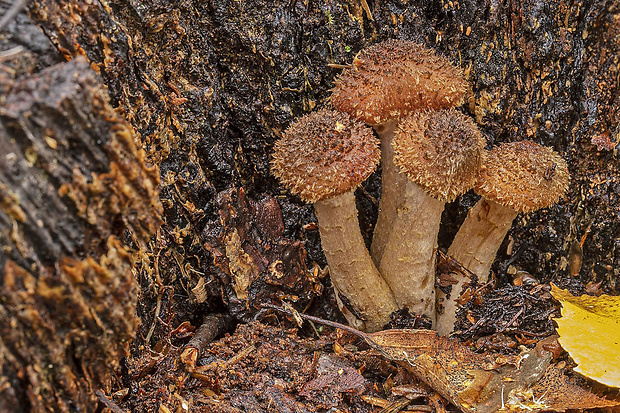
[331,39,468,270]
[271,39,570,333]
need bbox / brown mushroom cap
[330,39,468,125]
[392,109,485,202]
[475,141,570,213]
[271,108,380,203]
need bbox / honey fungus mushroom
[436,141,570,335]
[271,108,398,332]
[378,109,485,323]
[331,39,468,267]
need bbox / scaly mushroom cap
[475,141,570,213]
[330,39,468,125]
[393,109,485,202]
[271,108,380,203]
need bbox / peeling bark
[0,58,161,412]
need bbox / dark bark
[0,57,161,411]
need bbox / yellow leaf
[551,284,620,388]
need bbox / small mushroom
[331,39,468,267]
[436,141,570,335]
[379,109,485,322]
[271,108,398,332]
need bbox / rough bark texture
[0,57,162,411]
[2,0,620,410]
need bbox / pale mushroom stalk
[435,141,570,335]
[448,198,519,280]
[314,191,399,332]
[435,199,517,335]
[329,40,468,268]
[378,181,444,321]
[370,120,411,266]
[379,110,485,323]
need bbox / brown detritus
[590,131,615,152]
[203,187,318,321]
[298,353,366,408]
[513,270,540,287]
[361,395,433,412]
[453,283,558,347]
[265,304,617,412]
[380,109,484,322]
[475,333,518,353]
[95,389,126,413]
[0,58,160,412]
[272,109,398,332]
[194,343,257,373]
[384,308,433,331]
[331,40,468,270]
[123,322,337,412]
[428,392,449,413]
[438,141,569,335]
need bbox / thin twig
[95,389,126,413]
[258,303,368,341]
[194,344,256,373]
[0,45,23,61]
[379,396,412,412]
[181,314,232,370]
[499,307,524,333]
[145,286,163,345]
[0,0,26,31]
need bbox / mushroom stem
[370,119,410,267]
[377,181,442,323]
[435,198,518,335]
[314,190,399,332]
[448,198,519,281]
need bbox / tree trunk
[0,57,162,411]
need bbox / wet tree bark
[26,0,620,294]
[1,0,619,410]
[0,58,162,411]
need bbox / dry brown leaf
[366,330,618,412]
